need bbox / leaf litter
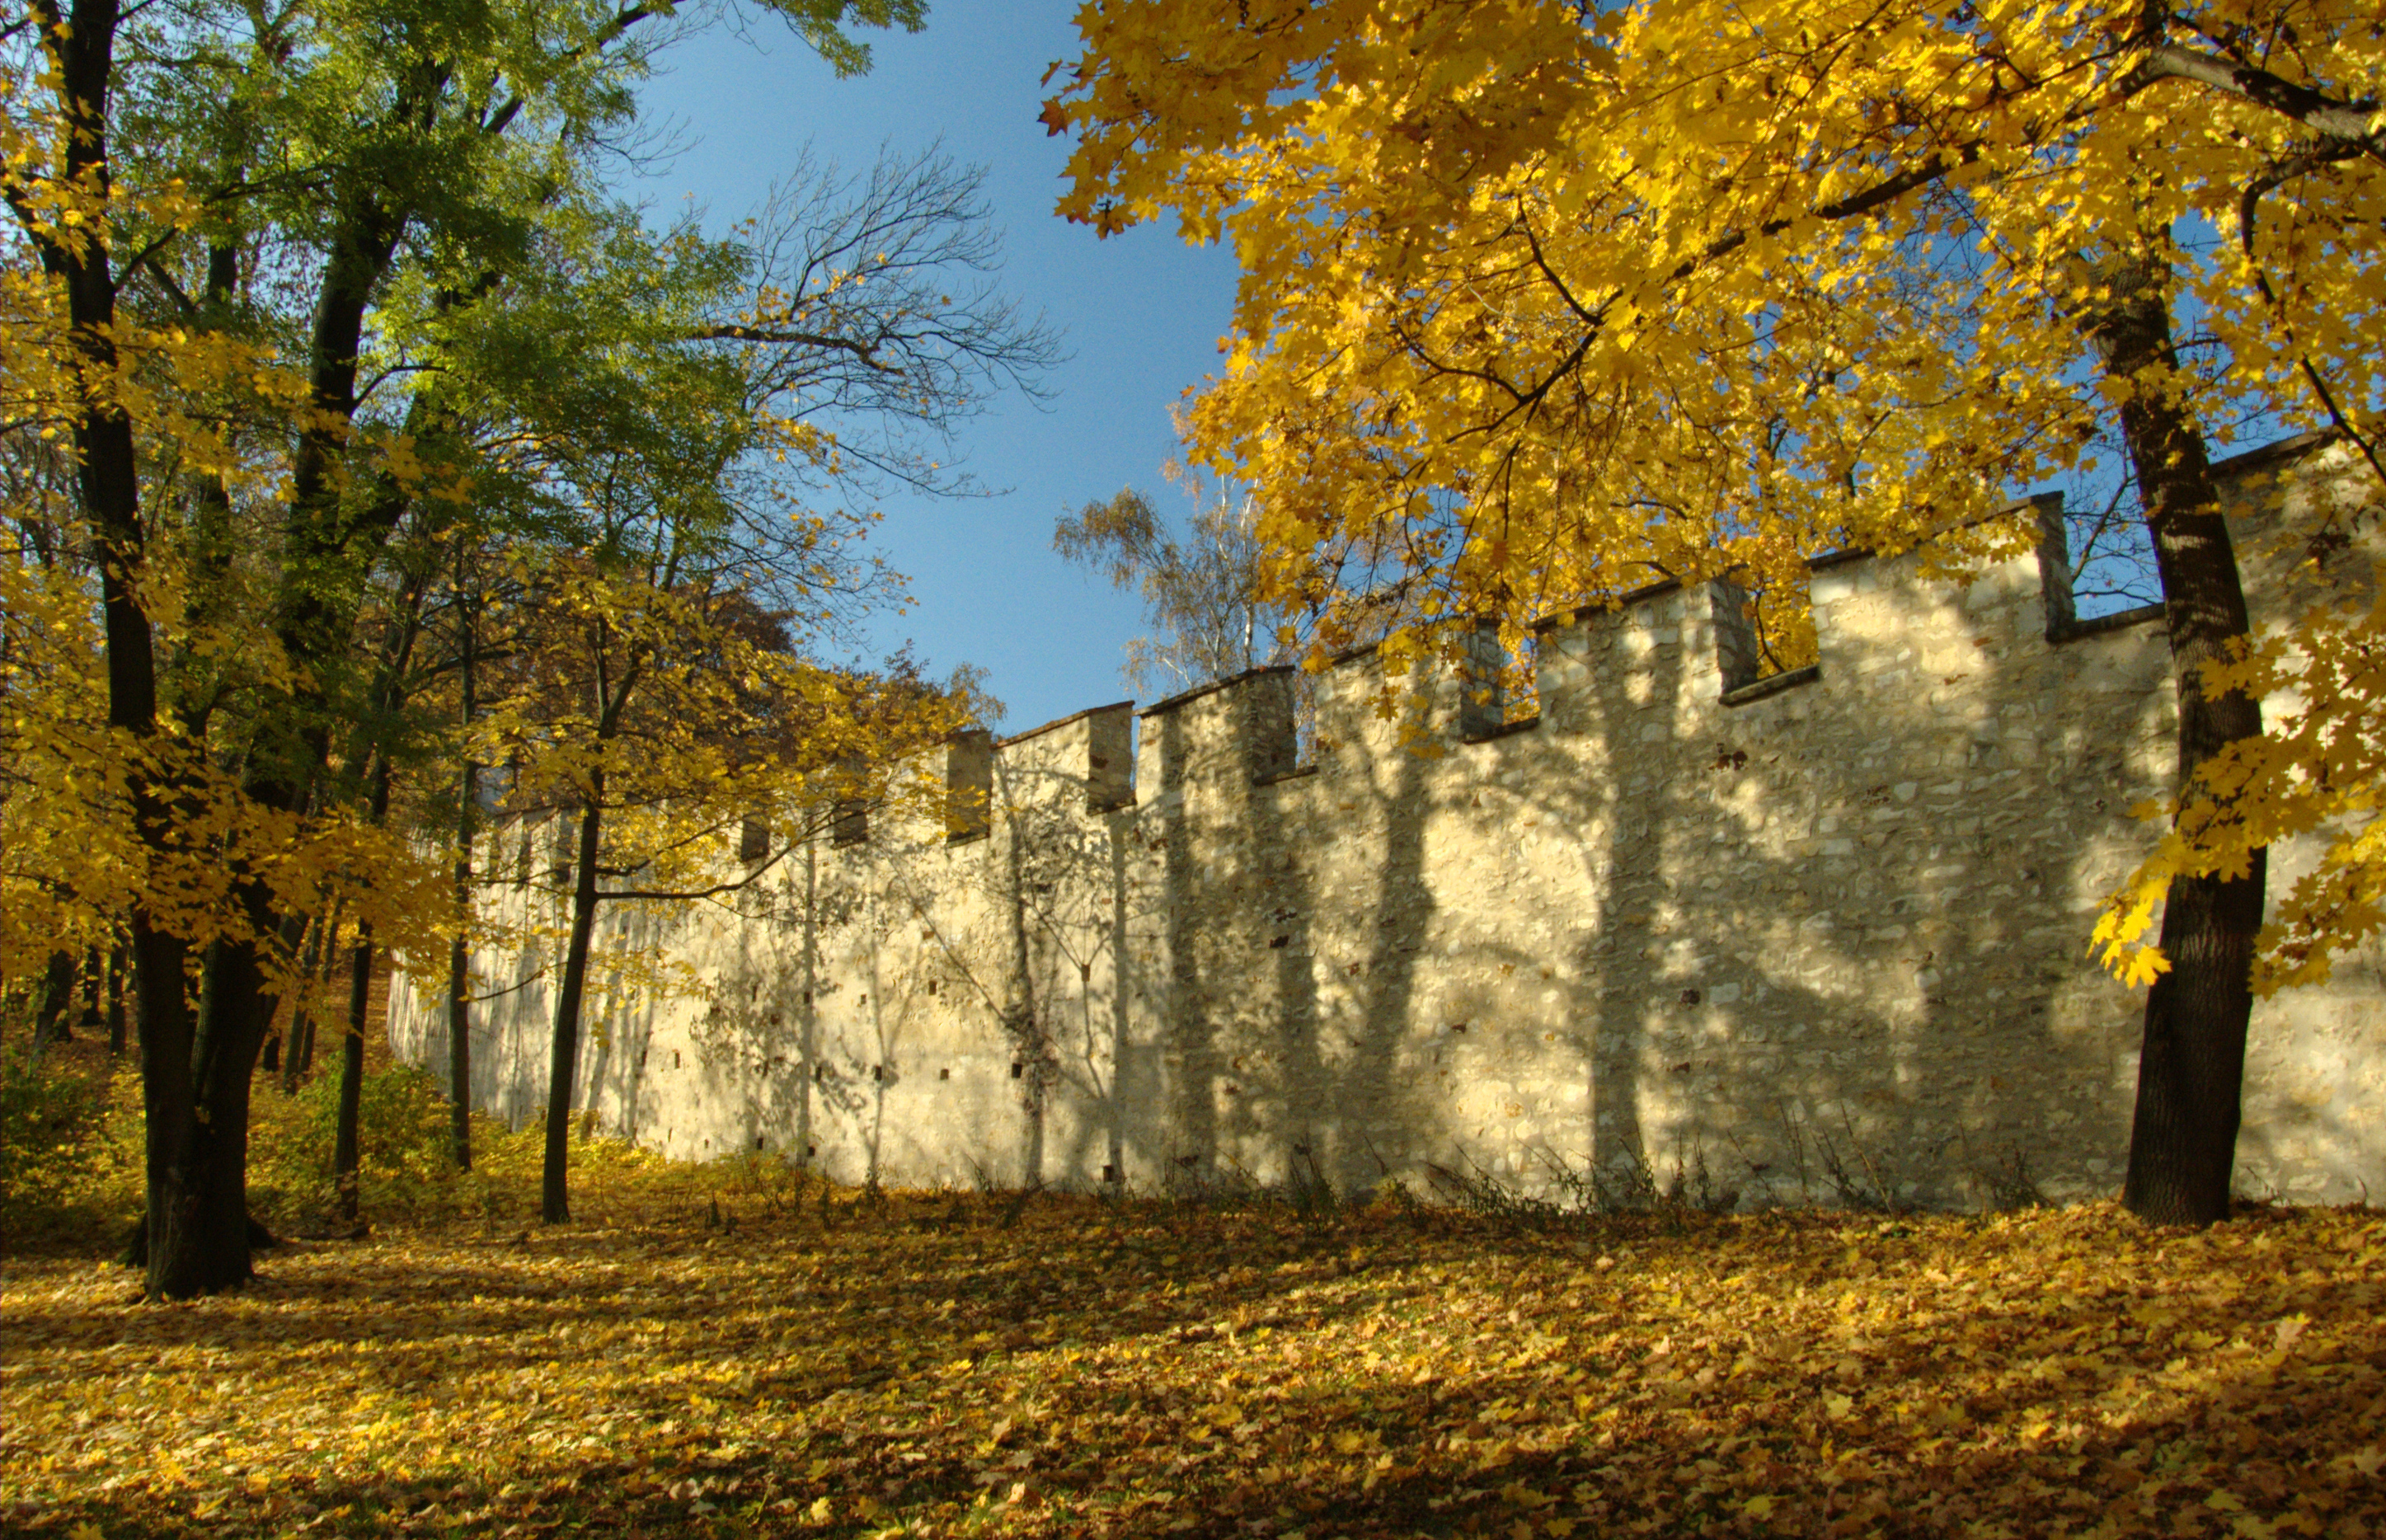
[4,1171,2383,1539]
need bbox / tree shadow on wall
[1516,566,2158,1210]
[571,544,2167,1212]
[1134,547,2162,1214]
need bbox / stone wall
[391,438,2386,1209]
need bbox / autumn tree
[1,0,943,1294]
[490,569,975,1223]
[1046,0,2386,1223]
[1054,467,1300,696]
[456,157,1048,1223]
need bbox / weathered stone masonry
[392,439,2386,1208]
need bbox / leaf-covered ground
[4,1176,2383,1540]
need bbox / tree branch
[2130,43,2385,163]
[693,323,899,369]
[598,838,797,902]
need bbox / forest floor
[3,1148,2384,1540]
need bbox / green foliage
[249,1063,708,1229]
[251,1059,459,1223]
[0,1049,141,1242]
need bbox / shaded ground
[4,1181,2384,1538]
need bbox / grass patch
[0,1036,714,1251]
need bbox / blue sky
[632,1,1240,732]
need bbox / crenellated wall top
[857,435,2366,841]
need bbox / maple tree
[1043,0,2386,1225]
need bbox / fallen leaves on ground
[4,1184,2383,1538]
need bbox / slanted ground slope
[4,1171,2383,1538]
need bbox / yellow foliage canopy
[1049,0,2386,988]
[0,108,449,988]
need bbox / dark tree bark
[447,598,481,1170]
[105,946,127,1058]
[77,946,103,1026]
[31,951,77,1052]
[542,781,607,1223]
[444,877,472,1169]
[282,912,333,1093]
[2086,251,2266,1227]
[334,923,373,1225]
[449,782,479,1165]
[17,0,214,1298]
[185,937,274,1288]
[179,862,303,1287]
[333,758,397,1223]
[21,0,308,1294]
[165,155,421,1286]
[19,0,664,1298]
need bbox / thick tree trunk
[161,171,412,1279]
[2088,251,2266,1227]
[31,950,77,1052]
[31,0,222,1298]
[171,189,413,1262]
[176,935,280,1289]
[542,785,607,1223]
[179,876,295,1289]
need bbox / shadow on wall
[386,441,2384,1209]
[1050,496,2158,1210]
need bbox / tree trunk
[43,0,265,1299]
[542,783,606,1223]
[180,873,298,1289]
[78,945,103,1026]
[445,880,476,1167]
[447,610,480,1170]
[165,181,415,1268]
[335,923,373,1224]
[106,946,127,1058]
[283,911,333,1092]
[444,899,473,1170]
[174,933,281,1289]
[2087,251,2266,1227]
[28,0,218,1300]
[331,757,398,1223]
[157,158,415,1283]
[31,950,77,1053]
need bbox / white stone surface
[392,441,2385,1209]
